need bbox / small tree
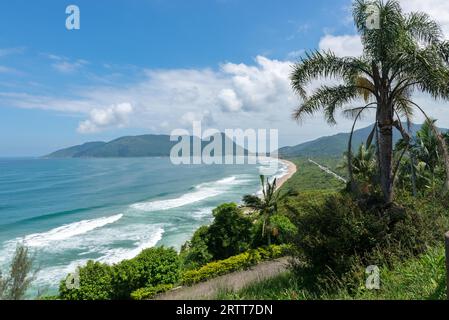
[0,244,35,300]
[206,203,253,260]
[243,175,280,245]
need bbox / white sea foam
[21,214,123,247]
[255,158,289,195]
[97,226,164,264]
[18,224,165,292]
[130,176,243,212]
[191,207,214,220]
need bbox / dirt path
[155,257,290,300]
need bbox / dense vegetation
[59,247,180,300]
[4,0,449,301]
[55,197,293,300]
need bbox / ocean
[0,157,287,296]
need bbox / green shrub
[180,203,253,268]
[290,192,446,291]
[181,245,290,286]
[180,226,213,270]
[130,284,173,300]
[206,203,253,260]
[133,247,180,287]
[252,214,297,247]
[59,247,180,300]
[59,261,114,300]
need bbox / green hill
[279,123,427,158]
[45,134,248,158]
[45,141,107,158]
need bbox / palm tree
[396,119,446,195]
[242,175,279,245]
[415,120,440,174]
[348,143,377,182]
[290,0,449,203]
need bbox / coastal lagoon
[0,157,288,295]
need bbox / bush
[180,226,213,270]
[130,284,173,300]
[206,203,253,260]
[180,203,253,268]
[59,261,113,300]
[181,245,290,286]
[59,247,180,300]
[252,214,297,247]
[290,192,444,291]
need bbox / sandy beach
[276,159,297,190]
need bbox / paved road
[156,257,290,300]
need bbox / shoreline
[276,159,297,190]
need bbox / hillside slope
[45,134,247,158]
[279,123,426,158]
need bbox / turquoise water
[0,157,286,296]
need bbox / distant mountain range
[45,134,248,158]
[46,123,447,159]
[278,123,446,158]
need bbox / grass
[280,157,346,194]
[216,247,447,300]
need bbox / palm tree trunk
[377,107,394,203]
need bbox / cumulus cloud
[77,103,133,133]
[180,110,215,128]
[217,88,243,112]
[0,53,365,144]
[220,56,294,112]
[319,34,363,57]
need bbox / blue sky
[0,0,447,156]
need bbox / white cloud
[217,88,243,112]
[53,60,88,73]
[221,56,294,112]
[77,103,133,133]
[0,55,379,145]
[399,0,449,38]
[45,54,88,73]
[319,34,363,57]
[180,110,215,128]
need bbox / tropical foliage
[59,247,180,300]
[290,0,449,202]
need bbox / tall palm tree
[242,175,279,245]
[290,0,449,203]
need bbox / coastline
[276,159,297,190]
